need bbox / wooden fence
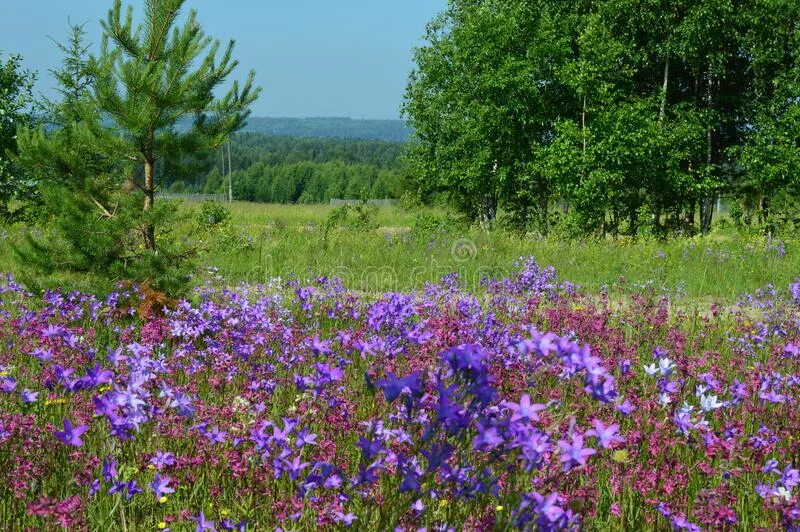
[329,198,395,207]
[156,192,228,202]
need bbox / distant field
[188,201,797,303]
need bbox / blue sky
[0,0,446,119]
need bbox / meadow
[197,202,797,303]
[1,201,800,530]
[5,201,796,302]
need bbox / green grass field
[197,201,795,302]
[4,200,797,301]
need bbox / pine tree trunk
[143,157,156,251]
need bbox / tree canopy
[0,52,36,221]
[404,0,800,236]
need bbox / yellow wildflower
[612,450,630,463]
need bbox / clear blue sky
[0,0,446,119]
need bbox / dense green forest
[404,0,800,236]
[164,134,408,203]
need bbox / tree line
[164,134,406,203]
[403,0,800,236]
[242,116,412,143]
[208,159,402,204]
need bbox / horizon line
[246,116,408,122]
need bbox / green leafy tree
[0,52,36,220]
[403,0,572,231]
[407,0,800,237]
[734,1,800,232]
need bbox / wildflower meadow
[2,255,800,530]
[3,0,800,528]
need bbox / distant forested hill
[163,133,410,203]
[240,117,413,142]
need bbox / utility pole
[227,138,233,203]
[220,144,225,180]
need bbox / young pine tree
[14,23,143,292]
[15,2,259,294]
[93,0,259,250]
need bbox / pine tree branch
[89,196,115,219]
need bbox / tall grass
[1,200,796,300]
[200,202,797,302]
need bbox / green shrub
[198,201,231,228]
[14,187,196,295]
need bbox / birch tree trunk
[660,56,669,121]
[700,74,715,235]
